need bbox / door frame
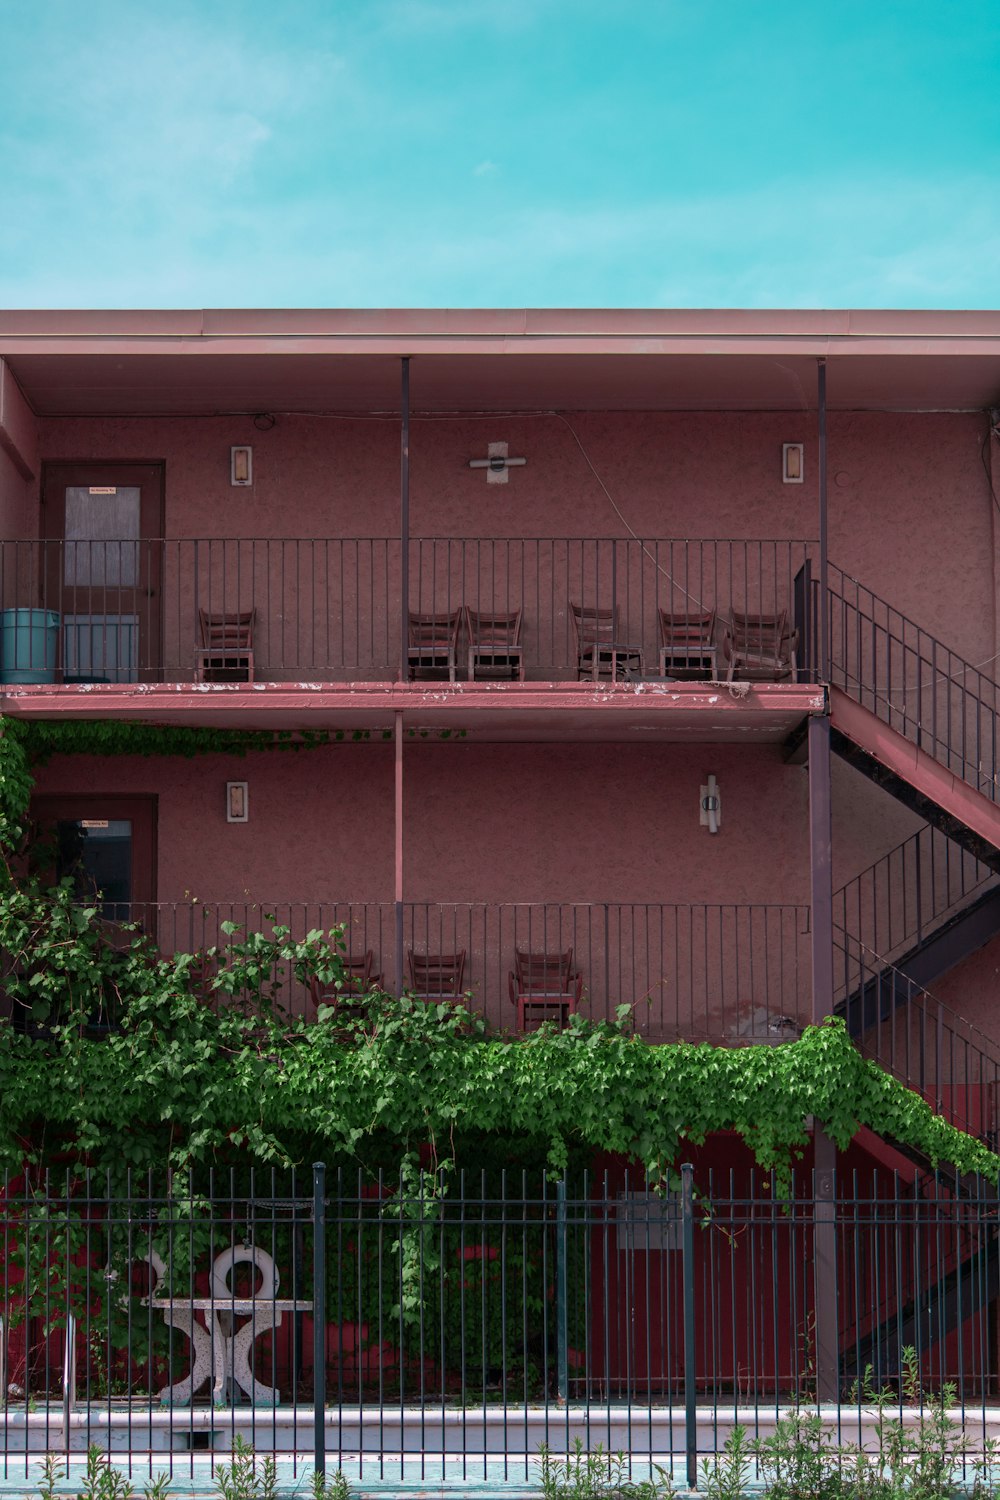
[29,793,159,911]
[41,461,166,682]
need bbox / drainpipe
[395,709,404,997]
[817,358,829,682]
[400,357,410,683]
[396,356,410,994]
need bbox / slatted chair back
[514,948,576,993]
[407,949,467,997]
[310,950,378,1007]
[658,608,716,653]
[724,609,798,680]
[199,609,255,652]
[466,608,522,651]
[570,603,619,651]
[407,610,463,650]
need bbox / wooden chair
[407,950,467,1001]
[508,948,583,1031]
[570,603,642,681]
[658,608,717,680]
[406,610,463,683]
[722,609,798,681]
[466,608,524,681]
[310,950,382,1025]
[195,609,255,682]
[309,950,381,1006]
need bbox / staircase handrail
[826,562,1000,804]
[833,824,995,964]
[834,924,1000,1145]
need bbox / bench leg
[156,1311,214,1407]
[230,1311,282,1405]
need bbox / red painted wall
[35,408,995,668]
[32,742,808,905]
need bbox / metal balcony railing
[0,537,818,684]
[4,899,812,1042]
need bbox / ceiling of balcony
[1,309,999,416]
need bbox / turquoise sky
[1,0,998,309]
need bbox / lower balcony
[25,900,814,1043]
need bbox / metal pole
[312,1162,327,1477]
[555,1178,568,1400]
[809,714,834,1027]
[681,1164,697,1491]
[808,709,839,1398]
[817,359,829,682]
[394,710,404,996]
[62,1312,76,1449]
[400,356,410,682]
[812,1137,839,1401]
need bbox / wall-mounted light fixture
[700,775,721,835]
[468,441,527,485]
[227,781,249,823]
[782,443,804,484]
[231,445,253,487]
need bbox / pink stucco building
[1,309,1000,1422]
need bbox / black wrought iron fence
[2,1165,999,1485]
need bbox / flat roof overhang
[0,679,827,743]
[1,309,999,415]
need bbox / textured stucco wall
[35,409,995,673]
[31,741,809,906]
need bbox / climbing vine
[0,715,997,1191]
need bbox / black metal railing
[3,1165,999,1483]
[835,926,1000,1143]
[14,900,811,1043]
[834,825,995,967]
[827,564,1000,802]
[0,537,818,684]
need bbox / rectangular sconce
[782,443,804,484]
[226,781,249,823]
[231,445,253,486]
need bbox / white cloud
[473,160,497,177]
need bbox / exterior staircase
[813,568,1000,1383]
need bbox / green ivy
[0,716,996,1191]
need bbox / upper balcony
[0,535,823,740]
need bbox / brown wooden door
[41,463,164,682]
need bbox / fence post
[681,1163,697,1492]
[312,1162,327,1478]
[556,1177,568,1401]
[62,1312,76,1451]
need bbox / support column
[812,1130,839,1401]
[394,709,404,996]
[400,356,410,683]
[810,352,839,1399]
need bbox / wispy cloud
[7,170,993,312]
[1,3,998,309]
